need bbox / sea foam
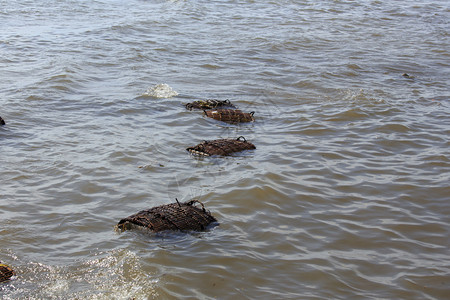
[143,83,178,98]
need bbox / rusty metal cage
[0,263,15,283]
[187,136,256,156]
[185,99,236,110]
[204,109,255,124]
[116,200,217,233]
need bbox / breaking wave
[142,83,178,98]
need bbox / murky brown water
[1,0,449,299]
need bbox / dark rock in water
[402,73,415,79]
[0,263,15,283]
[116,200,217,233]
[0,116,5,126]
[187,136,256,156]
[185,99,236,110]
[204,108,254,124]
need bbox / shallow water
[1,0,449,299]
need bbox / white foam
[143,83,178,98]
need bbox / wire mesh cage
[0,263,15,283]
[187,136,256,156]
[185,99,236,110]
[203,109,255,124]
[116,200,218,233]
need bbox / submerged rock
[204,109,255,124]
[185,99,236,110]
[187,136,256,156]
[0,116,5,125]
[0,263,15,283]
[116,199,217,233]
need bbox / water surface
[1,0,449,299]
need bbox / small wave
[0,249,160,299]
[143,83,178,98]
